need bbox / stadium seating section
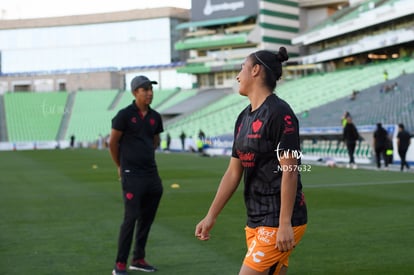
[4,92,68,142]
[65,90,118,142]
[2,58,414,146]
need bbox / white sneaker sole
[129,266,156,272]
[112,269,126,275]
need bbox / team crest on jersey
[252,119,263,132]
[248,119,263,138]
[149,118,155,126]
[131,117,137,123]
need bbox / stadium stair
[159,88,229,115]
[108,89,124,111]
[65,90,118,142]
[56,91,77,141]
[0,94,8,141]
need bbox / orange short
[243,224,307,274]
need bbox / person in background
[109,75,163,275]
[179,131,186,151]
[343,116,359,169]
[341,111,351,128]
[70,134,75,149]
[166,132,171,151]
[198,129,206,140]
[385,136,394,165]
[373,123,389,170]
[195,47,307,275]
[97,133,103,150]
[397,123,411,171]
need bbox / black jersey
[232,94,307,228]
[397,130,411,150]
[112,101,163,176]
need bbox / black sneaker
[112,262,127,275]
[129,259,157,272]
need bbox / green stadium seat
[4,92,68,141]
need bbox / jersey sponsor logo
[257,227,276,244]
[248,119,263,138]
[283,115,295,134]
[237,150,255,168]
[284,115,292,125]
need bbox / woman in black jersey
[195,47,307,275]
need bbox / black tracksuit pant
[346,141,356,164]
[398,147,410,171]
[116,173,163,263]
[375,146,388,168]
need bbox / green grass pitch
[1,149,413,274]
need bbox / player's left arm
[277,153,298,252]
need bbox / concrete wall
[0,71,123,93]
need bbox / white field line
[307,179,414,188]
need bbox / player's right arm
[195,157,243,240]
[109,128,123,178]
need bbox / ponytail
[250,47,289,91]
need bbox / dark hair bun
[277,47,289,62]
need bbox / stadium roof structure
[0,6,192,91]
[0,62,187,77]
[292,0,414,64]
[174,0,301,85]
[175,33,250,50]
[292,0,413,45]
[0,7,189,30]
[176,15,251,29]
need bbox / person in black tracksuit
[373,123,389,169]
[109,75,163,275]
[397,123,411,171]
[343,117,360,169]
